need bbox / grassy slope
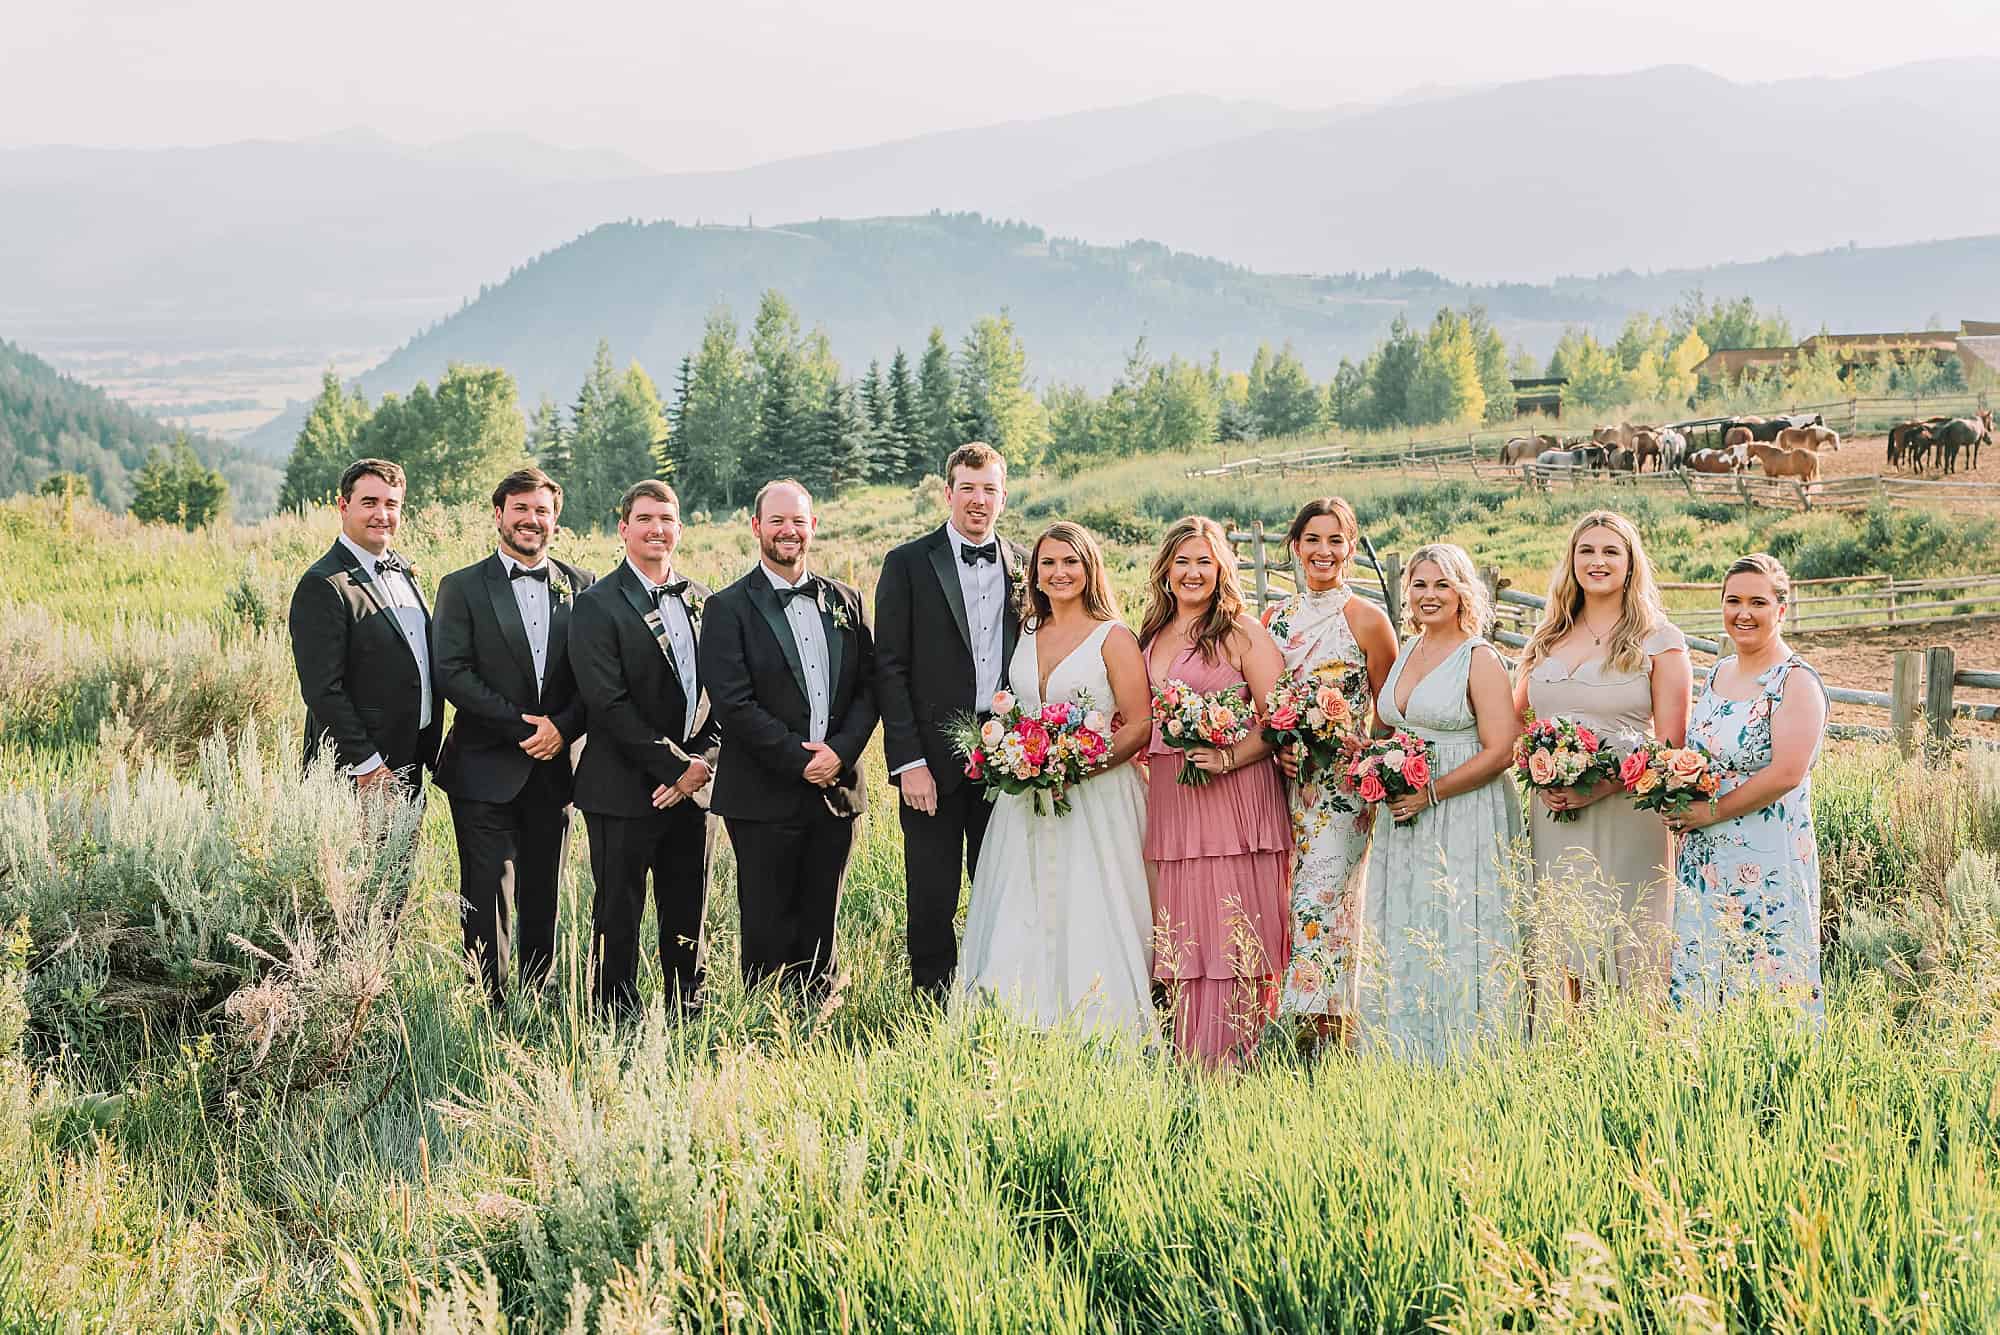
[2,483,1999,1329]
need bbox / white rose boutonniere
[548,571,574,606]
[685,591,705,625]
[829,600,851,632]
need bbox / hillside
[240,215,2000,457]
[0,339,278,514]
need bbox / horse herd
[1503,409,1993,485]
[1886,411,1993,476]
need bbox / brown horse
[1686,448,1739,474]
[1776,424,1839,452]
[1629,428,1661,472]
[1748,443,1822,483]
[1500,433,1556,465]
[1724,425,1753,449]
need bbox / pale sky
[7,0,1997,170]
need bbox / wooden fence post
[1382,550,1404,630]
[1890,649,1923,757]
[1478,564,1502,638]
[1924,644,1957,749]
[1251,519,1271,614]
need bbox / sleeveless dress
[957,619,1156,1045]
[1668,654,1825,1017]
[1265,587,1375,1019]
[1360,635,1525,1063]
[1525,623,1687,1003]
[1145,644,1294,1068]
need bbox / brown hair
[1020,522,1119,630]
[618,479,678,523]
[752,477,812,519]
[1520,510,1669,676]
[339,458,405,500]
[492,466,563,512]
[1284,495,1359,548]
[1724,552,1791,604]
[945,441,1006,488]
[1137,515,1249,666]
[1403,543,1490,638]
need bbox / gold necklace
[1581,614,1616,646]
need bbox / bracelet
[1223,747,1235,774]
[1426,782,1439,808]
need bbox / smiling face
[752,482,816,576]
[1035,536,1087,608]
[1406,560,1462,632]
[1571,524,1630,603]
[1721,570,1785,653]
[620,493,681,568]
[948,459,1006,543]
[1169,533,1220,612]
[497,486,558,563]
[338,472,403,555]
[1293,515,1352,592]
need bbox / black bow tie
[775,578,820,606]
[960,541,998,567]
[651,579,690,605]
[375,552,411,576]
[509,564,549,582]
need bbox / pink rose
[1619,751,1646,786]
[1358,773,1387,803]
[1271,705,1300,730]
[1526,751,1557,786]
[1403,754,1432,788]
[1576,726,1599,750]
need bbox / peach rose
[1526,750,1558,786]
[1666,749,1708,787]
[991,690,1016,716]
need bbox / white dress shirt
[337,532,432,776]
[892,524,1005,777]
[499,550,552,694]
[763,562,831,743]
[629,559,700,739]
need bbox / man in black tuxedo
[873,442,1025,1003]
[569,480,720,1017]
[432,467,596,1003]
[287,457,442,790]
[699,478,878,996]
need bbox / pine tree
[917,326,959,466]
[677,307,753,509]
[564,340,623,529]
[131,437,229,529]
[954,313,1048,471]
[528,395,569,484]
[1364,316,1422,429]
[886,348,923,482]
[1250,342,1323,438]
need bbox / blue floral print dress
[1668,654,1824,1016]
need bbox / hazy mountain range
[7,59,1996,357]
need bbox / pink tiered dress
[1145,645,1294,1068]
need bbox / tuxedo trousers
[898,778,995,998]
[584,802,714,1016]
[726,806,859,996]
[447,785,568,1001]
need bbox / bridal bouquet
[1619,738,1723,818]
[1262,659,1366,793]
[1346,731,1436,823]
[1150,679,1255,787]
[950,689,1113,818]
[1513,714,1623,823]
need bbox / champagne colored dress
[1524,623,1687,1002]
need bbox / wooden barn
[1509,375,1567,418]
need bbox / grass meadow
[2,477,2000,1331]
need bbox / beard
[760,531,808,569]
[501,523,549,558]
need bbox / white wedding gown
[956,619,1157,1046]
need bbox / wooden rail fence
[1228,523,2000,754]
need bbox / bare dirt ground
[1784,619,2000,739]
[1815,430,1993,482]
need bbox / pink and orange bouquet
[1619,738,1723,818]
[1150,679,1254,787]
[1262,659,1367,791]
[1512,714,1622,823]
[950,689,1113,818]
[1346,731,1436,823]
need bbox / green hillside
[0,339,279,515]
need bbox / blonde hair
[1021,522,1119,630]
[1521,510,1670,676]
[1403,543,1489,638]
[1138,515,1248,665]
[1724,552,1792,604]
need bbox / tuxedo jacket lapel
[547,559,576,675]
[746,574,811,706]
[818,590,845,700]
[999,537,1025,671]
[484,555,540,700]
[926,529,974,655]
[330,541,392,618]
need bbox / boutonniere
[827,598,851,632]
[686,592,705,625]
[548,572,574,606]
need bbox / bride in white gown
[957,522,1158,1044]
